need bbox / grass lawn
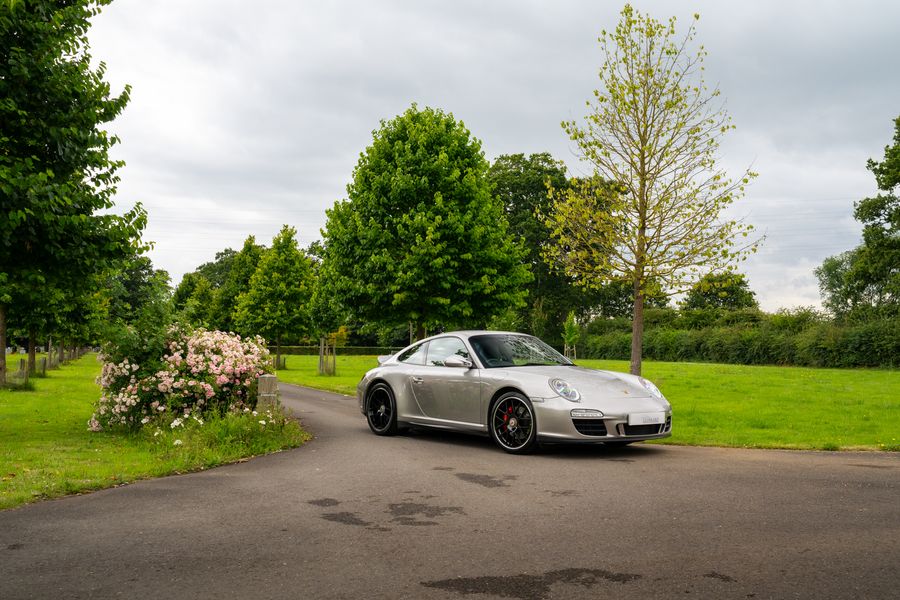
[1,354,309,510]
[276,354,900,452]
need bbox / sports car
[357,331,672,453]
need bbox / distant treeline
[581,308,900,368]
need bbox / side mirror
[444,355,473,369]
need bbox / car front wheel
[489,392,537,454]
[365,382,398,436]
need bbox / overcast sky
[87,0,900,311]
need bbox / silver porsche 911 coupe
[357,331,672,453]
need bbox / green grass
[276,354,900,452]
[0,354,310,510]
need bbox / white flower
[252,410,258,416]
[258,420,267,426]
[141,417,150,425]
[173,439,183,446]
[153,429,161,437]
[170,418,183,429]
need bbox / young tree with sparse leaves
[544,5,758,375]
[322,105,531,340]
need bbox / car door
[411,336,482,426]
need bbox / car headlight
[550,378,580,402]
[639,377,665,400]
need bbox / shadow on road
[397,426,667,460]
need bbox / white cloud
[89,0,900,309]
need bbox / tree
[544,5,757,375]
[488,153,593,340]
[322,105,531,339]
[816,115,900,319]
[681,271,758,310]
[212,236,265,331]
[234,226,314,365]
[1,0,145,384]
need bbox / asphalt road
[2,383,899,600]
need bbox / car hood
[491,365,668,411]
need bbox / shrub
[91,328,271,431]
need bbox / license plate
[628,412,665,426]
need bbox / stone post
[257,374,278,411]
[39,357,47,377]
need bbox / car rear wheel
[489,392,537,454]
[366,382,398,436]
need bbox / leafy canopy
[816,115,900,319]
[322,105,531,337]
[235,225,314,345]
[681,271,758,310]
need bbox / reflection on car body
[357,331,672,454]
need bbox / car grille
[622,424,663,436]
[572,419,608,436]
[619,416,671,437]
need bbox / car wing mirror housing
[444,356,474,369]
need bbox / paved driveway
[1,383,898,599]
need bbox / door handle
[411,376,424,384]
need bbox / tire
[365,382,398,436]
[489,391,538,454]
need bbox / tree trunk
[415,323,426,341]
[630,279,644,376]
[0,305,6,386]
[28,329,37,375]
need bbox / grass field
[0,354,309,510]
[276,354,900,452]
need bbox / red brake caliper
[502,404,510,430]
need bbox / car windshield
[469,334,573,368]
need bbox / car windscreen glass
[425,337,470,366]
[469,334,572,368]
[397,342,428,365]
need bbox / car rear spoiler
[376,354,393,365]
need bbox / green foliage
[211,235,266,332]
[487,153,584,340]
[235,225,314,346]
[817,115,900,319]
[0,0,145,382]
[562,311,579,348]
[322,105,531,337]
[582,309,900,368]
[544,4,757,374]
[681,271,758,310]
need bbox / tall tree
[234,226,314,365]
[816,115,900,319]
[488,153,585,340]
[681,271,758,310]
[0,0,145,384]
[544,5,757,375]
[212,236,265,332]
[323,105,531,339]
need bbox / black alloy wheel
[490,392,537,454]
[366,382,398,435]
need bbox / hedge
[581,318,900,368]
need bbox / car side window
[425,337,469,367]
[397,342,428,365]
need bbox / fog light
[570,409,604,418]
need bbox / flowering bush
[91,328,271,431]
